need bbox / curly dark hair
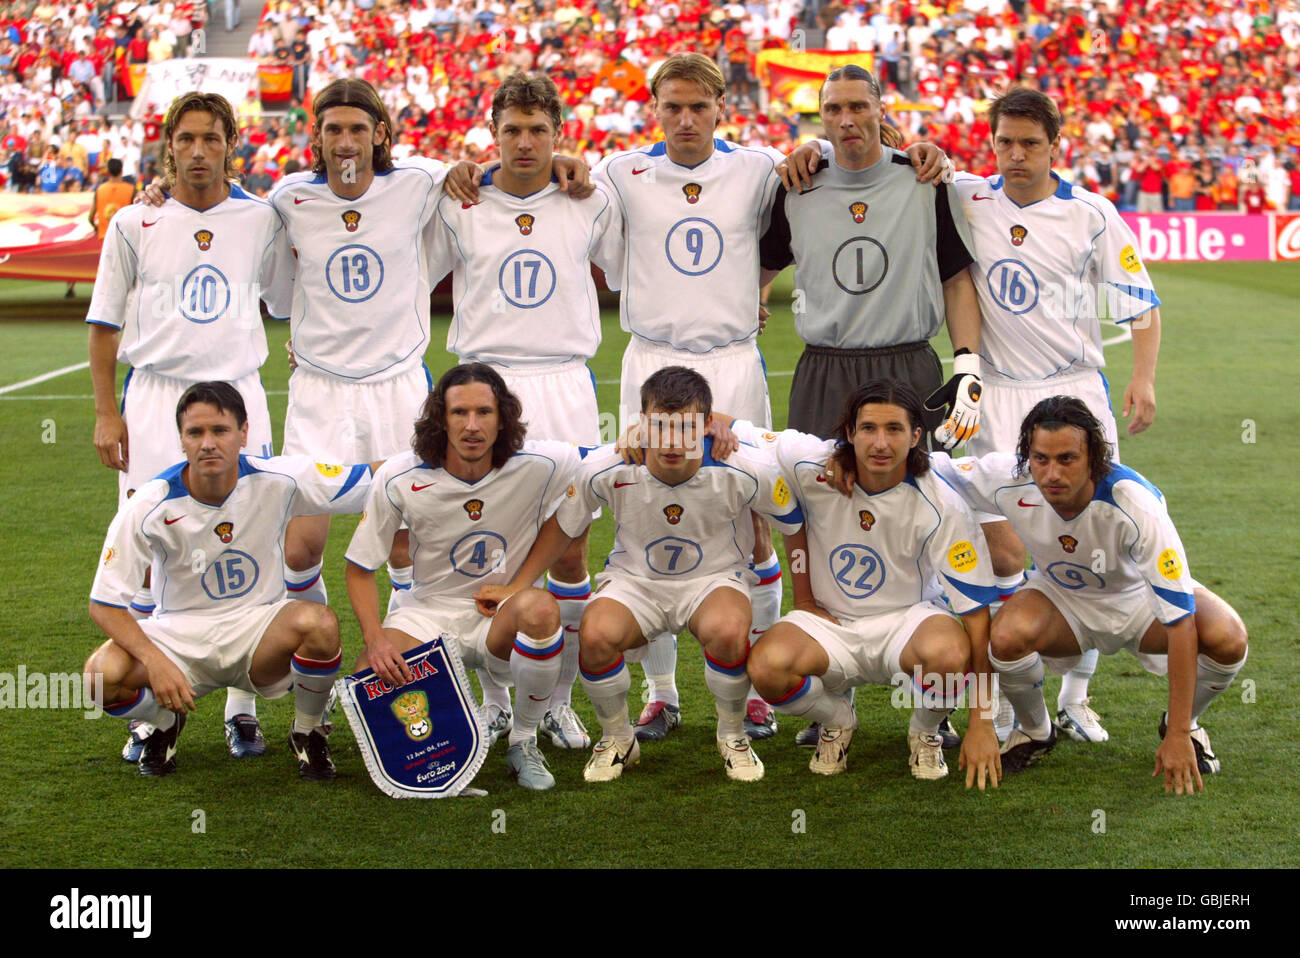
[491,71,563,133]
[1015,396,1113,484]
[160,92,240,190]
[831,379,929,479]
[413,364,526,470]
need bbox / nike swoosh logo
[972,195,993,201]
[1017,498,1040,507]
[528,694,547,702]
[564,626,580,632]
[751,629,765,635]
[815,475,827,483]
[411,482,434,491]
[293,197,316,204]
[799,185,822,194]
[613,481,636,488]
[142,220,158,227]
[164,515,184,525]
[631,167,650,175]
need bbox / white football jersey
[346,441,579,605]
[952,171,1161,380]
[595,139,783,352]
[86,186,293,380]
[269,156,448,382]
[558,437,804,581]
[91,456,373,615]
[425,173,624,366]
[761,425,1000,622]
[932,452,1197,625]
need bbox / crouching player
[932,396,1248,793]
[745,380,1004,788]
[484,366,803,782]
[86,382,377,779]
[344,364,580,791]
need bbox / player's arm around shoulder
[259,454,379,518]
[730,441,805,534]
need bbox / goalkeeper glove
[925,351,982,450]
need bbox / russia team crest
[336,636,488,798]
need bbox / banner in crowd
[123,59,290,108]
[0,193,100,282]
[755,50,875,113]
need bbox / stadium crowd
[1,0,1298,210]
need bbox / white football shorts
[283,363,432,462]
[592,569,750,643]
[119,366,273,510]
[490,358,603,446]
[620,336,772,435]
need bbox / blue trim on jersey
[309,173,328,184]
[228,184,254,201]
[422,362,433,392]
[774,502,805,529]
[153,460,190,501]
[1152,584,1196,616]
[86,318,120,328]
[941,574,1001,609]
[129,600,156,613]
[119,366,134,414]
[1053,175,1074,200]
[90,598,130,610]
[479,166,562,197]
[1094,464,1163,506]
[1109,282,1162,322]
[236,455,263,478]
[644,142,667,157]
[331,463,370,502]
[990,175,1003,191]
[346,556,383,574]
[1098,369,1111,400]
[714,138,734,153]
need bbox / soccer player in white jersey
[85,382,376,779]
[424,72,624,754]
[932,397,1248,792]
[950,87,1165,743]
[87,92,295,761]
[345,364,580,790]
[484,366,805,782]
[742,380,1003,786]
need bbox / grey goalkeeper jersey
[760,148,975,349]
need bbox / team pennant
[336,636,489,798]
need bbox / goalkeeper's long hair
[310,78,395,176]
[413,364,526,470]
[1014,396,1113,484]
[831,379,929,478]
[819,64,904,149]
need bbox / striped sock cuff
[580,655,625,683]
[766,674,811,707]
[513,629,564,660]
[995,572,1025,601]
[751,555,783,585]
[546,576,592,600]
[105,687,145,717]
[704,647,749,677]
[286,571,322,592]
[291,651,342,677]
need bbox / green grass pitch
[0,263,1296,869]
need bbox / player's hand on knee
[1154,735,1204,795]
[147,658,195,713]
[94,411,129,471]
[959,720,1001,790]
[925,353,983,451]
[705,414,738,460]
[442,160,484,205]
[906,142,954,185]
[474,584,516,617]
[778,142,821,192]
[367,636,414,687]
[553,154,594,198]
[1122,378,1156,435]
[136,182,166,207]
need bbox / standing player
[86,382,376,779]
[950,87,1165,743]
[933,397,1248,792]
[88,158,134,239]
[345,364,581,790]
[424,71,624,753]
[743,381,1003,786]
[760,65,984,446]
[484,367,805,782]
[88,92,294,761]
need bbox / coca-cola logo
[1276,216,1300,261]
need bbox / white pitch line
[0,360,90,395]
[0,329,1135,399]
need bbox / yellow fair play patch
[773,477,791,507]
[948,541,977,573]
[1158,548,1184,580]
[315,463,344,477]
[1120,244,1143,274]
